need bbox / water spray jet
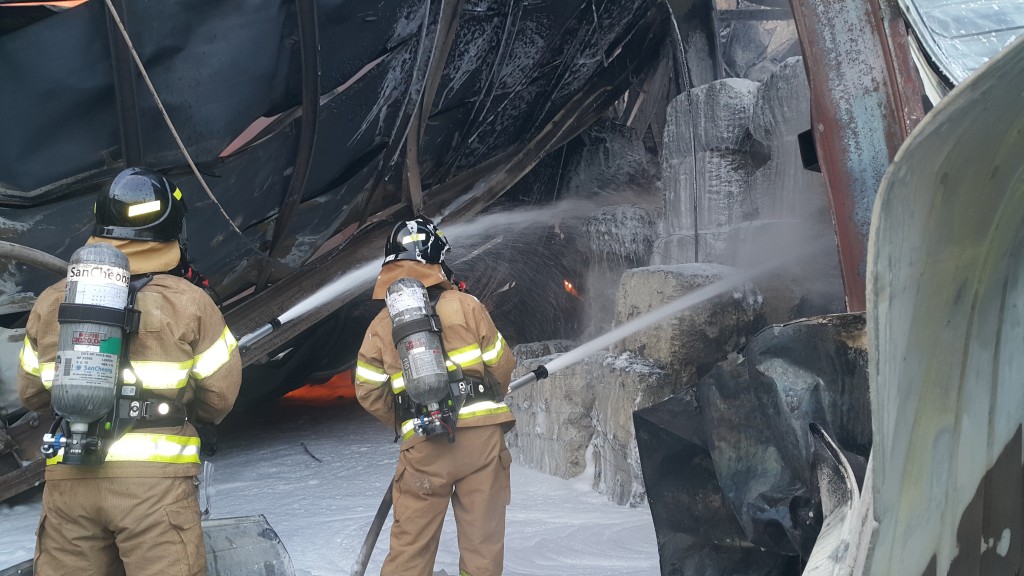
[237,260,380,352]
[506,247,820,395]
[236,198,608,353]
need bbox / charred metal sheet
[803,423,861,575]
[715,8,792,22]
[256,0,320,292]
[635,313,870,574]
[788,0,921,312]
[0,410,53,503]
[422,1,673,221]
[900,0,1024,86]
[665,0,719,86]
[875,0,927,138]
[859,33,1024,576]
[0,0,662,345]
[634,391,797,576]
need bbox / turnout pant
[35,475,205,576]
[383,424,512,576]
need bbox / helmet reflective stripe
[127,200,162,217]
[126,361,192,389]
[192,327,238,379]
[401,234,426,244]
[458,401,510,418]
[390,372,406,393]
[355,361,388,384]
[482,332,506,365]
[46,433,201,465]
[19,336,39,375]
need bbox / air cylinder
[386,278,449,406]
[51,242,130,426]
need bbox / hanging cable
[103,0,242,237]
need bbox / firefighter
[17,167,242,576]
[355,217,516,576]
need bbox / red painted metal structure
[788,0,925,312]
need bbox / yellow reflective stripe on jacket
[390,372,406,393]
[106,433,201,463]
[22,338,56,389]
[458,400,510,418]
[127,360,192,389]
[45,433,201,465]
[447,344,482,368]
[355,361,388,385]
[191,326,238,379]
[40,363,55,389]
[19,336,39,375]
[397,400,511,441]
[482,332,506,365]
[400,419,417,441]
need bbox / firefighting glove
[194,420,218,457]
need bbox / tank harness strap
[115,274,188,431]
[57,303,142,332]
[460,375,496,404]
[391,314,441,346]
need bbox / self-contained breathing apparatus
[386,278,492,443]
[41,242,186,465]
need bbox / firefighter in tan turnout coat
[18,168,241,576]
[355,217,516,576]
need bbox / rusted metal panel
[788,0,919,312]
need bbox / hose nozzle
[237,318,282,351]
[508,364,549,395]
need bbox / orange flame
[283,370,355,403]
[563,279,579,297]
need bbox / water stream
[508,247,816,393]
[240,198,609,347]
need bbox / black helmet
[94,167,187,242]
[383,217,451,265]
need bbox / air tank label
[72,331,102,346]
[56,350,118,387]
[407,349,446,379]
[68,264,131,287]
[386,287,423,316]
[70,332,122,354]
[66,264,130,308]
